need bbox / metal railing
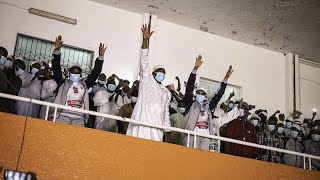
[0,92,319,170]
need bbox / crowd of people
[0,24,319,171]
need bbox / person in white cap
[126,24,171,142]
[183,54,234,150]
[284,117,294,137]
[51,35,106,126]
[16,61,44,118]
[283,124,304,168]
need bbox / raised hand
[224,65,234,80]
[55,35,63,51]
[99,43,107,57]
[141,24,154,40]
[194,55,203,70]
[239,98,243,109]
[229,91,235,99]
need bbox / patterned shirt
[257,130,284,163]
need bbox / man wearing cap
[257,115,284,163]
[126,25,171,142]
[224,102,258,159]
[183,54,235,150]
[283,124,304,168]
[0,47,22,114]
[284,117,294,137]
[16,61,45,117]
[52,35,106,126]
[304,125,320,171]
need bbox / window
[14,34,94,74]
[199,77,242,104]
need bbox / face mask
[311,134,320,142]
[40,66,45,70]
[196,94,206,104]
[31,68,39,74]
[130,96,138,103]
[69,73,81,83]
[0,56,6,65]
[228,103,234,109]
[15,68,24,76]
[155,72,165,83]
[98,80,106,85]
[0,56,12,68]
[122,91,128,97]
[267,125,276,132]
[290,130,299,139]
[286,122,292,129]
[277,127,284,135]
[239,109,245,117]
[177,107,186,114]
[107,84,116,92]
[251,119,258,127]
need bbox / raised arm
[185,55,203,112]
[209,65,233,110]
[85,43,106,87]
[175,76,181,92]
[52,35,64,85]
[140,24,154,77]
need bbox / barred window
[14,34,94,75]
[199,77,242,104]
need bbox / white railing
[0,92,319,170]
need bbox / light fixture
[29,8,77,25]
[313,108,317,112]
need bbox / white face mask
[31,68,39,75]
[251,119,259,127]
[177,107,186,114]
[15,68,24,76]
[239,109,245,117]
[267,124,276,132]
[130,96,138,103]
[107,84,116,92]
[277,127,284,135]
[311,134,320,142]
[196,94,206,104]
[98,80,106,85]
[69,73,81,83]
[286,122,293,129]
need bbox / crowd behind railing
[0,24,319,171]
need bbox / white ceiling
[91,0,320,63]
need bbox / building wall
[299,62,320,119]
[0,113,319,180]
[1,0,286,114]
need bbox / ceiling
[91,0,320,63]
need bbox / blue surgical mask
[239,109,245,117]
[0,56,12,68]
[277,127,284,135]
[228,103,234,109]
[31,68,39,74]
[311,134,320,142]
[286,122,293,129]
[98,80,106,85]
[0,56,6,65]
[15,68,24,76]
[69,73,81,83]
[267,124,276,132]
[251,119,258,127]
[155,72,165,83]
[196,94,206,104]
[290,130,299,139]
[107,84,116,92]
[177,107,186,114]
[130,96,138,103]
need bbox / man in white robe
[126,24,171,142]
